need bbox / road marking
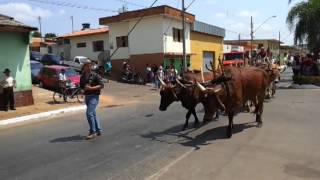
[145,148,195,180]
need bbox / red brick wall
[111,53,164,79]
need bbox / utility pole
[182,0,187,72]
[250,16,253,61]
[71,16,74,32]
[278,30,281,63]
[38,16,42,41]
[238,33,241,47]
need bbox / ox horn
[200,67,205,83]
[176,79,186,88]
[159,77,166,86]
[196,81,207,92]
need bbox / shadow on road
[50,135,86,143]
[141,122,256,150]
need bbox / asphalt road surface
[1,82,320,180]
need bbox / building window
[48,46,52,53]
[93,40,104,52]
[116,36,128,48]
[64,39,70,45]
[173,28,183,42]
[77,42,86,48]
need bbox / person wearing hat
[80,59,104,140]
[1,68,16,111]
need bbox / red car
[37,65,80,90]
[223,51,245,67]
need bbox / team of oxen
[159,61,286,138]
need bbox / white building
[223,44,245,53]
[60,25,109,62]
[99,5,195,75]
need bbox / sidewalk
[0,86,115,124]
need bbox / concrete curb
[0,106,86,126]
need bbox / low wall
[0,90,34,110]
[111,53,164,79]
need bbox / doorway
[203,51,215,72]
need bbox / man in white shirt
[1,68,16,111]
[58,69,68,88]
[59,69,67,81]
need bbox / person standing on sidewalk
[1,68,16,111]
[80,60,104,140]
[155,66,165,89]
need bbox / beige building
[224,39,283,57]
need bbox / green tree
[44,33,57,38]
[287,0,320,55]
[32,31,41,37]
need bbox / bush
[293,75,320,86]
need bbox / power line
[225,28,250,37]
[186,0,196,10]
[27,0,118,12]
[113,0,146,8]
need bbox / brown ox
[255,63,284,98]
[197,66,269,138]
[159,72,219,130]
[182,71,217,83]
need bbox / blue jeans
[85,94,102,134]
[155,79,160,89]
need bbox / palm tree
[287,0,320,55]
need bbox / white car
[62,56,98,71]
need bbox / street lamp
[254,15,277,33]
[250,15,277,61]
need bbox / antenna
[71,16,74,32]
[118,0,128,13]
[38,16,42,41]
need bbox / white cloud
[204,0,216,5]
[0,3,52,22]
[238,10,259,18]
[58,9,66,16]
[229,22,248,32]
[215,12,227,18]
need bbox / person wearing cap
[80,59,104,140]
[1,68,16,111]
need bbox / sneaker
[96,132,102,136]
[85,134,96,140]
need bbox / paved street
[1,80,320,180]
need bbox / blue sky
[0,0,297,44]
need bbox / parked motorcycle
[119,70,145,85]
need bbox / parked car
[30,60,43,83]
[30,51,43,62]
[62,56,98,71]
[41,54,63,65]
[37,65,80,90]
